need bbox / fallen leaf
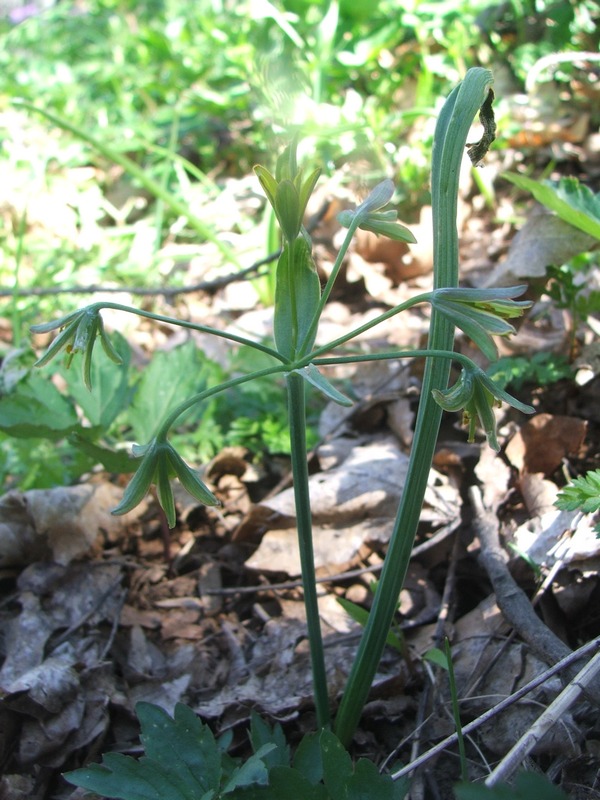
[505,413,587,476]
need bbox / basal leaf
[66,703,228,800]
[346,758,399,800]
[249,712,290,769]
[455,771,567,800]
[320,730,352,799]
[129,342,218,442]
[138,702,222,794]
[0,372,79,439]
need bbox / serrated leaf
[227,766,328,800]
[320,730,353,798]
[0,372,79,439]
[221,745,272,793]
[504,173,600,240]
[64,752,185,800]
[346,758,398,800]
[66,702,227,800]
[555,470,600,514]
[249,712,290,769]
[293,732,323,785]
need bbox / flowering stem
[334,67,495,746]
[286,371,331,729]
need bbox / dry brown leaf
[505,413,587,476]
[0,482,136,567]
[486,205,597,287]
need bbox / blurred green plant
[504,173,600,354]
[0,339,304,492]
[555,469,600,535]
[487,351,573,392]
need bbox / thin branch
[485,646,600,786]
[472,485,600,703]
[391,634,600,781]
[1,252,279,299]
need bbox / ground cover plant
[0,1,599,798]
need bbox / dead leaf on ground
[0,482,140,567]
[505,413,587,476]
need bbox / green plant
[455,771,568,799]
[555,468,600,535]
[424,641,468,783]
[486,351,573,391]
[65,702,410,799]
[0,339,305,492]
[30,69,535,787]
[503,173,600,354]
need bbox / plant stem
[94,302,286,362]
[286,370,331,729]
[445,637,468,782]
[334,68,494,747]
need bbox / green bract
[432,364,534,451]
[112,438,219,528]
[254,164,320,245]
[31,305,122,390]
[273,234,321,360]
[431,286,531,361]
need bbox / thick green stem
[286,371,331,729]
[334,68,494,746]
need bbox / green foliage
[64,702,274,799]
[487,351,573,391]
[0,340,304,492]
[504,174,600,241]
[65,704,409,800]
[546,255,600,332]
[454,771,568,800]
[555,469,600,534]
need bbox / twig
[2,199,332,299]
[391,634,600,781]
[485,646,600,786]
[471,485,600,702]
[0,252,279,299]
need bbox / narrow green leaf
[296,364,353,406]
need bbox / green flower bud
[31,305,122,390]
[112,439,219,528]
[337,179,416,244]
[433,364,534,451]
[431,286,531,361]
